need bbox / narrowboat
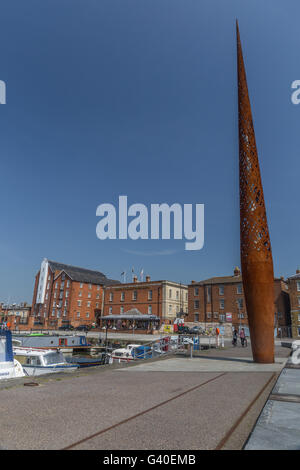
[12,334,90,351]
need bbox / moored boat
[110,344,153,363]
[13,347,79,376]
[65,353,108,368]
[0,330,25,380]
[12,333,90,351]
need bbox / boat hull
[0,360,25,379]
[22,364,79,376]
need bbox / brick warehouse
[287,269,300,338]
[186,267,291,333]
[0,302,31,329]
[29,258,119,329]
[102,276,188,329]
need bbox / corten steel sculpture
[236,21,275,363]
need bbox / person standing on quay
[239,328,246,347]
[232,328,238,347]
[216,327,220,347]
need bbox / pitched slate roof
[193,274,243,286]
[287,272,300,280]
[48,260,120,286]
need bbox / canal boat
[12,333,90,351]
[13,347,79,376]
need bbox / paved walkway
[0,344,291,450]
[245,357,300,450]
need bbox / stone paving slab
[245,367,300,450]
[116,356,287,373]
[245,400,300,450]
[273,369,300,396]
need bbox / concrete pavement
[0,343,291,450]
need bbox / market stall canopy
[100,308,159,321]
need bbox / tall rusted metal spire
[236,21,275,363]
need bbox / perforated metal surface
[236,21,275,363]
[237,25,272,261]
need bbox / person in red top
[216,327,220,347]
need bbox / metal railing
[109,334,218,364]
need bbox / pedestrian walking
[216,326,220,347]
[232,328,238,347]
[239,328,246,347]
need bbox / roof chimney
[133,275,138,283]
[145,275,151,282]
[234,266,241,276]
[297,269,300,274]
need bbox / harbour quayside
[12,333,90,352]
[0,330,25,380]
[13,347,79,376]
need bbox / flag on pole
[140,269,144,282]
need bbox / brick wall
[187,274,291,330]
[103,282,162,318]
[287,272,300,337]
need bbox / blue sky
[0,0,299,302]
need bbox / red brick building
[0,303,31,329]
[29,258,119,329]
[287,269,300,338]
[102,276,188,330]
[187,267,291,331]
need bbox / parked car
[75,325,90,332]
[189,326,202,334]
[58,324,74,331]
[178,326,192,334]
